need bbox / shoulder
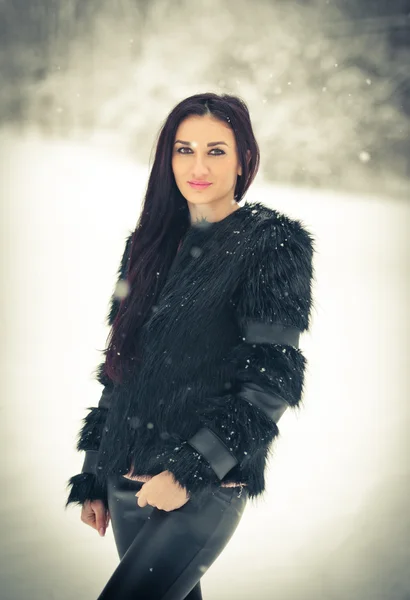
[237,202,315,330]
[243,201,316,260]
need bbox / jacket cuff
[185,386,290,480]
[65,472,108,510]
[162,441,222,507]
[163,389,282,504]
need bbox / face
[171,114,243,208]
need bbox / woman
[65,92,315,599]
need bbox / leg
[106,474,203,599]
[107,475,155,560]
[99,476,248,600]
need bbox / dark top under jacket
[65,200,316,510]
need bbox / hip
[122,471,248,489]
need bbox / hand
[134,471,190,511]
[81,499,110,537]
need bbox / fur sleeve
[65,231,133,509]
[163,214,316,503]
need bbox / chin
[190,198,216,206]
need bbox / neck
[188,199,240,226]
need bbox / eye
[176,147,225,155]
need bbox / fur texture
[65,200,316,510]
[65,473,109,510]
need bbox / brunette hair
[103,92,260,383]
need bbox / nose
[191,155,210,178]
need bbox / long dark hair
[103,92,260,384]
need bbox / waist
[123,472,248,488]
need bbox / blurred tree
[0,0,408,196]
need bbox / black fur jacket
[65,200,316,510]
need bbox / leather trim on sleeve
[81,450,99,475]
[237,381,289,423]
[243,320,301,347]
[187,427,239,480]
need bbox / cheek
[218,167,237,184]
[172,158,185,176]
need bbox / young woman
[65,92,315,599]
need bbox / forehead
[175,115,233,142]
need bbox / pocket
[120,475,146,488]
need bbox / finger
[95,507,107,536]
[136,493,148,508]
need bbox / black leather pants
[96,474,248,600]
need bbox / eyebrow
[174,140,228,147]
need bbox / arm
[65,231,134,509]
[162,215,315,502]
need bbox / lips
[188,181,212,189]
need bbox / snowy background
[1,1,409,599]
